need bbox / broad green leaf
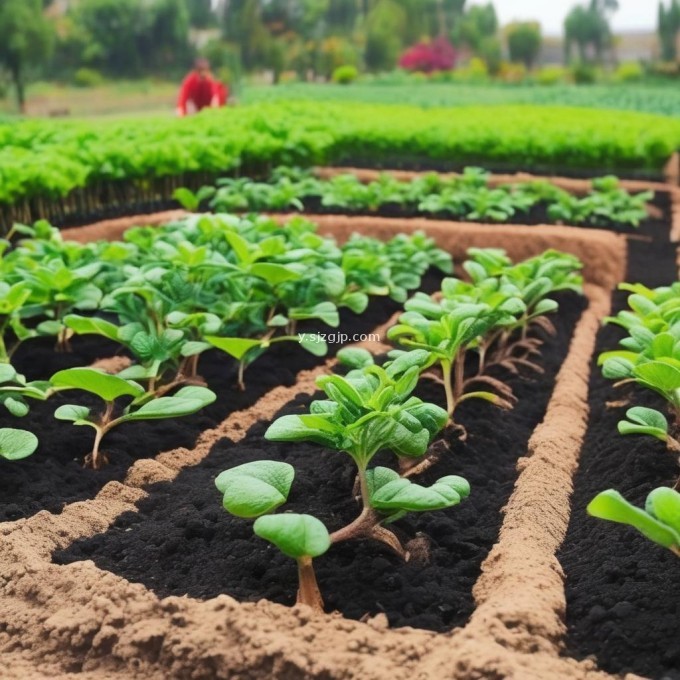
[51,368,144,402]
[265,414,343,448]
[298,335,328,356]
[336,347,374,370]
[367,466,470,512]
[253,513,331,559]
[587,489,680,549]
[646,487,680,532]
[0,428,38,461]
[0,364,18,383]
[215,461,294,518]
[64,315,121,343]
[602,357,635,380]
[205,336,262,361]
[250,262,301,284]
[120,393,213,422]
[634,361,680,394]
[4,397,29,417]
[54,404,92,423]
[171,386,217,408]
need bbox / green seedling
[52,367,216,469]
[588,487,680,556]
[0,363,51,417]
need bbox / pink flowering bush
[398,37,457,73]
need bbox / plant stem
[296,556,324,611]
[237,359,246,391]
[441,359,455,417]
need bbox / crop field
[0,92,679,680]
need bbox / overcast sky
[469,0,657,36]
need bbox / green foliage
[332,65,358,84]
[204,169,653,230]
[0,0,54,111]
[0,428,39,462]
[615,61,644,83]
[215,460,294,518]
[73,67,105,88]
[588,487,680,556]
[253,513,331,559]
[506,21,541,70]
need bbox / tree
[185,0,216,28]
[564,0,618,64]
[453,3,497,51]
[364,0,407,71]
[658,0,680,61]
[0,0,54,112]
[507,21,541,69]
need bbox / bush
[535,65,567,85]
[498,61,527,83]
[570,62,597,84]
[454,57,489,82]
[73,68,105,88]
[332,65,359,84]
[615,61,644,83]
[398,37,456,73]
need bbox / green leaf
[617,407,669,442]
[120,392,214,422]
[0,364,18,383]
[602,357,635,380]
[290,302,339,327]
[54,404,92,423]
[0,428,38,461]
[64,315,121,343]
[51,368,144,402]
[298,335,328,356]
[171,386,217,408]
[250,262,302,284]
[336,347,374,370]
[587,489,680,550]
[4,397,29,417]
[205,336,262,361]
[367,466,470,512]
[634,361,680,394]
[172,187,199,211]
[265,414,343,449]
[253,513,331,559]
[215,461,294,518]
[646,487,680,533]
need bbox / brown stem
[237,360,246,391]
[296,556,324,611]
[442,359,455,417]
[453,350,465,403]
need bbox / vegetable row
[214,246,583,609]
[0,102,677,213]
[177,168,653,229]
[589,282,680,556]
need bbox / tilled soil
[54,292,586,632]
[558,219,680,679]
[0,279,420,522]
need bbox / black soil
[0,274,423,523]
[558,215,680,679]
[54,291,586,632]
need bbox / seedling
[52,367,216,469]
[0,364,51,417]
[588,487,680,556]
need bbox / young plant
[215,460,330,609]
[52,367,216,469]
[0,363,52,416]
[588,487,680,556]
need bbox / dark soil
[293,193,670,239]
[0,274,423,523]
[558,220,680,679]
[54,291,586,632]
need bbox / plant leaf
[253,513,331,559]
[215,461,294,518]
[51,368,144,402]
[0,428,38,461]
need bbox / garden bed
[0,210,640,680]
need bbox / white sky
[469,0,657,36]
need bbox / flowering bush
[399,37,456,73]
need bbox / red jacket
[177,73,228,115]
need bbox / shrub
[615,61,644,83]
[535,65,567,85]
[332,65,359,84]
[398,37,457,73]
[73,68,105,88]
[570,62,597,84]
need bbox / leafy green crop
[192,168,653,230]
[0,428,39,462]
[588,487,680,556]
[52,367,216,468]
[216,351,470,609]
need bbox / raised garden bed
[1,207,648,680]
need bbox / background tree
[506,21,541,69]
[364,0,407,71]
[453,3,497,51]
[0,0,54,112]
[185,0,217,28]
[564,0,618,64]
[658,0,680,61]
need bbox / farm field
[0,88,679,680]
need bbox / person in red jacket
[176,59,229,117]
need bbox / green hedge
[0,102,678,207]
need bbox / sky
[469,0,658,36]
